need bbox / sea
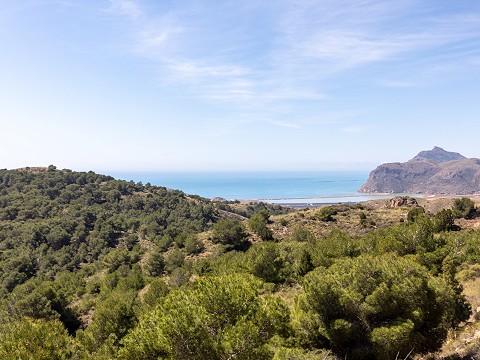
[107,171,393,205]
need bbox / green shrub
[452,197,476,219]
[211,219,249,251]
[144,249,165,277]
[184,236,205,255]
[77,289,138,352]
[317,206,337,222]
[290,227,315,242]
[164,249,185,274]
[407,206,426,223]
[119,274,289,360]
[359,212,367,226]
[0,318,79,360]
[309,230,358,268]
[142,278,169,308]
[248,210,273,240]
[246,243,285,283]
[296,250,314,277]
[457,264,480,282]
[300,253,469,359]
[434,209,455,232]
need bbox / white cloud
[139,31,171,48]
[103,0,480,119]
[275,0,480,80]
[303,33,401,62]
[108,0,141,20]
[266,120,302,129]
[168,62,249,78]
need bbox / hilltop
[360,147,480,195]
[412,146,466,162]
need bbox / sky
[1,0,480,172]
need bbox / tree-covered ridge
[0,166,215,295]
[0,168,479,359]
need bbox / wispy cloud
[280,1,480,79]
[266,120,302,129]
[103,0,480,130]
[168,62,249,79]
[301,33,404,63]
[107,0,141,20]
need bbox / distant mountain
[359,147,480,195]
[411,146,466,162]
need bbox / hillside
[360,147,480,194]
[0,167,480,359]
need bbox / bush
[457,264,480,282]
[0,318,79,360]
[246,242,285,283]
[434,209,455,232]
[2,278,81,334]
[317,206,337,222]
[290,227,315,242]
[164,249,185,274]
[248,210,273,240]
[144,250,165,277]
[119,274,290,360]
[155,235,173,252]
[184,236,205,255]
[300,253,469,359]
[77,289,138,352]
[296,250,314,277]
[168,267,190,288]
[309,230,358,268]
[452,197,476,219]
[359,212,367,226]
[407,207,426,223]
[142,278,169,308]
[211,219,249,251]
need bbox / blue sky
[1,0,480,172]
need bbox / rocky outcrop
[360,147,480,195]
[385,196,419,208]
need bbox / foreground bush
[0,318,79,360]
[299,253,469,360]
[119,273,289,359]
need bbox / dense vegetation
[0,166,215,296]
[0,168,479,359]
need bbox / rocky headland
[359,146,480,195]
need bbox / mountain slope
[360,147,480,194]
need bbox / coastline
[240,193,480,209]
[108,170,480,209]
[237,193,398,208]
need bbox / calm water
[107,171,391,204]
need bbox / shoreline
[234,194,396,209]
[236,193,480,209]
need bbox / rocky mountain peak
[411,146,466,163]
[359,147,480,195]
